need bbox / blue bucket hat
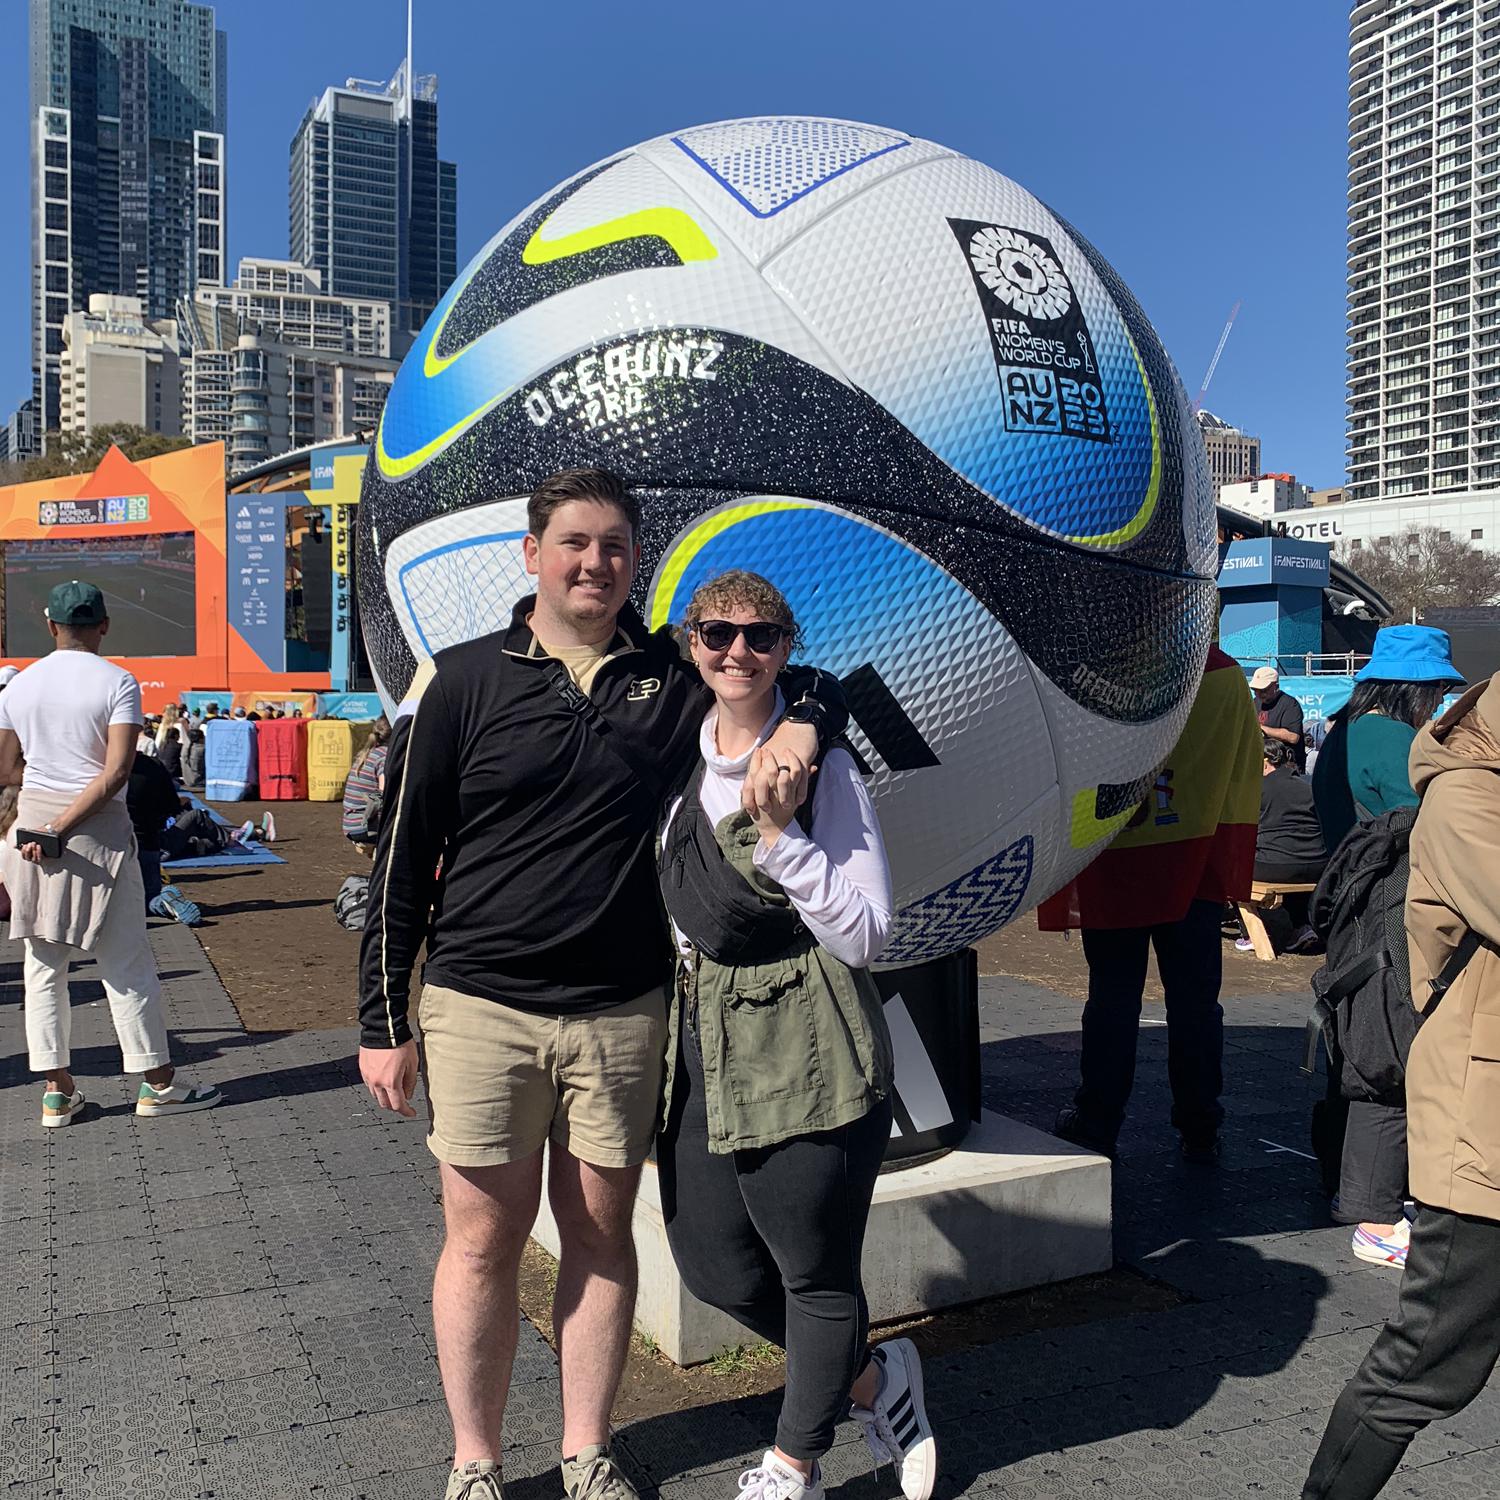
[1354,624,1465,686]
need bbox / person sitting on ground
[1236,739,1328,954]
[1252,665,1305,770]
[136,718,161,759]
[182,715,206,790]
[155,704,185,783]
[342,716,390,853]
[1310,625,1465,1272]
[127,749,181,908]
[161,800,275,860]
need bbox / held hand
[743,753,802,846]
[746,742,811,814]
[359,1040,419,1118]
[763,720,819,780]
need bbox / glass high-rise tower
[29,0,228,441]
[289,61,457,340]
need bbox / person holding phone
[0,580,220,1128]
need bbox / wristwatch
[782,694,827,729]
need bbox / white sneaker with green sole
[42,1089,85,1127]
[136,1078,222,1116]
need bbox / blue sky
[0,0,1350,485]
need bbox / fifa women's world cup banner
[0,440,337,711]
[0,443,229,705]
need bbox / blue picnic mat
[161,795,286,869]
[162,845,284,869]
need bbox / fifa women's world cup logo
[951,220,1110,444]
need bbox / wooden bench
[1235,881,1318,961]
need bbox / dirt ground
[174,797,364,1032]
[185,797,1320,1038]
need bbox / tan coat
[1405,674,1500,1221]
[0,788,137,950]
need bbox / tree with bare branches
[1341,527,1500,619]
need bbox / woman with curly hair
[656,570,935,1500]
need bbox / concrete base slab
[530,1108,1111,1365]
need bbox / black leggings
[657,1023,892,1461]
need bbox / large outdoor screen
[4,533,197,658]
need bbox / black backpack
[1305,805,1479,1103]
[334,874,370,931]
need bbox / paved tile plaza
[2,924,1497,1499]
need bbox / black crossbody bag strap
[541,660,666,804]
[1418,927,1485,1020]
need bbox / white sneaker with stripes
[851,1338,936,1500]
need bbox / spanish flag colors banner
[1039,645,1262,931]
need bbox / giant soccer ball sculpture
[359,117,1219,966]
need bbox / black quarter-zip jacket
[358,597,843,1049]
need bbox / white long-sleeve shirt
[662,691,893,969]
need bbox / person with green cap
[0,580,221,1127]
[1311,624,1465,1272]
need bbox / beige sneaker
[42,1088,85,1128]
[444,1460,503,1499]
[562,1445,640,1500]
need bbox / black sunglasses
[693,620,790,654]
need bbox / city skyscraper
[289,39,457,339]
[1195,409,1263,499]
[1346,0,1497,502]
[28,0,228,442]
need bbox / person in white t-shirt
[0,580,220,1128]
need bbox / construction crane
[1193,300,1242,413]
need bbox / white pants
[23,880,170,1074]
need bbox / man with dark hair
[0,581,220,1126]
[359,468,844,1500]
[526,465,640,538]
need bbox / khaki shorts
[417,983,668,1170]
